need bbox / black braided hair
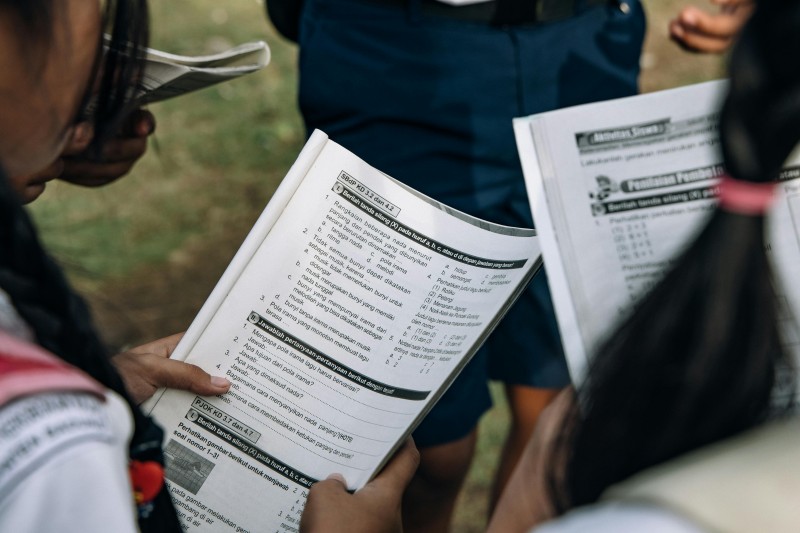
[0,169,180,531]
[549,0,800,512]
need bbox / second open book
[145,130,541,531]
[138,40,270,105]
[514,79,800,387]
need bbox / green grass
[32,0,304,280]
[453,383,510,532]
[28,0,726,529]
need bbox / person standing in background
[268,0,752,530]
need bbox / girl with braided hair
[0,1,223,531]
[482,1,800,531]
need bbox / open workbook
[145,130,541,531]
[514,80,800,383]
[137,40,270,105]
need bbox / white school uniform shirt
[0,288,139,532]
[532,503,707,533]
[0,389,139,533]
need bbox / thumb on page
[300,440,419,533]
[152,358,232,397]
[113,335,230,404]
[366,439,420,497]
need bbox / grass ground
[29,1,726,530]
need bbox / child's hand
[669,0,755,54]
[300,439,420,533]
[59,108,156,187]
[113,332,230,404]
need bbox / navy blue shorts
[298,0,645,447]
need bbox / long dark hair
[0,0,149,150]
[549,0,800,512]
[0,1,179,531]
[92,0,150,149]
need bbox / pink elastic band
[717,175,777,215]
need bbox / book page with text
[148,131,540,532]
[515,80,800,386]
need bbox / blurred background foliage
[29,0,725,530]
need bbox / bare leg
[402,430,478,533]
[487,388,574,533]
[489,385,563,513]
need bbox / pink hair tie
[717,175,777,215]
